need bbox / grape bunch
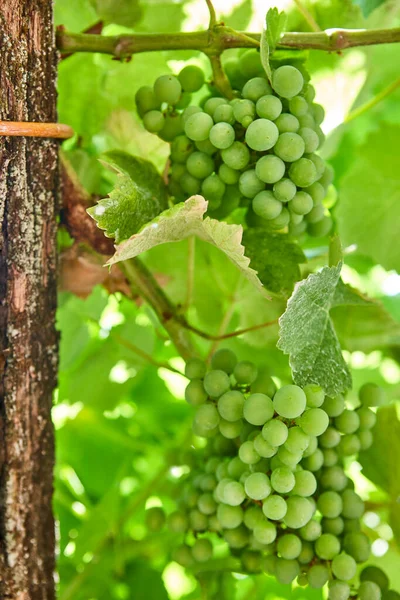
[135,50,335,238]
[145,349,395,599]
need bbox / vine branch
[56,26,400,58]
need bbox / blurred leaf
[278,263,352,395]
[90,0,142,26]
[359,404,400,542]
[54,0,97,31]
[222,0,253,30]
[336,125,400,273]
[88,151,168,243]
[243,228,306,297]
[125,562,169,600]
[353,0,388,17]
[108,196,268,297]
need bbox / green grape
[185,379,208,405]
[319,427,341,448]
[263,494,287,520]
[303,84,316,103]
[320,466,348,491]
[191,538,213,562]
[288,220,307,236]
[315,533,341,560]
[182,105,202,125]
[145,506,166,531]
[198,493,217,515]
[277,534,302,559]
[303,435,318,457]
[214,104,235,124]
[202,174,226,208]
[255,155,285,184]
[239,169,265,198]
[224,59,247,89]
[251,369,277,396]
[302,448,324,471]
[271,466,295,494]
[217,503,243,528]
[214,477,232,501]
[178,65,205,92]
[262,419,288,446]
[273,178,297,202]
[175,92,192,109]
[357,406,376,430]
[224,481,246,506]
[227,457,247,479]
[233,99,256,126]
[186,151,214,179]
[312,102,325,125]
[359,430,373,450]
[203,370,230,398]
[283,496,314,529]
[241,550,263,573]
[292,470,317,497]
[212,184,241,217]
[289,95,309,117]
[359,383,386,407]
[298,407,329,436]
[143,110,165,133]
[322,516,344,535]
[317,490,343,518]
[307,564,330,589]
[170,163,186,183]
[184,111,214,141]
[272,65,304,98]
[219,164,240,185]
[274,558,300,584]
[224,524,250,548]
[304,384,325,408]
[277,446,302,469]
[234,361,258,384]
[194,404,220,433]
[299,127,319,153]
[323,394,345,418]
[189,508,208,531]
[172,544,194,567]
[159,113,184,141]
[323,448,339,467]
[343,531,370,563]
[290,191,313,215]
[209,122,235,149]
[181,171,201,195]
[211,348,237,373]
[305,181,325,203]
[195,138,218,155]
[239,440,260,465]
[254,433,277,458]
[335,410,360,434]
[203,97,227,117]
[290,212,304,225]
[332,553,357,581]
[358,582,382,600]
[244,505,264,529]
[239,49,263,77]
[284,426,310,454]
[289,157,318,187]
[361,566,389,592]
[299,519,321,541]
[243,393,274,426]
[308,215,333,237]
[256,94,282,120]
[242,76,272,101]
[154,74,182,105]
[253,520,277,544]
[338,434,361,456]
[383,592,400,599]
[298,113,316,129]
[273,384,307,419]
[328,580,351,600]
[274,132,305,162]
[305,204,325,224]
[245,119,279,151]
[221,141,250,170]
[218,390,245,422]
[185,358,206,380]
[320,163,335,188]
[275,113,300,133]
[218,417,241,438]
[298,541,314,564]
[341,489,364,519]
[244,472,271,500]
[253,190,282,220]
[167,511,189,533]
[135,86,160,115]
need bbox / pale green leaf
[87,151,168,244]
[261,8,287,82]
[90,0,142,26]
[278,263,352,395]
[353,0,388,17]
[336,125,400,272]
[108,196,268,297]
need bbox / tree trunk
[0,1,58,598]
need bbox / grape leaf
[277,263,352,395]
[261,8,287,82]
[353,0,388,17]
[87,151,168,244]
[336,125,400,273]
[107,196,269,297]
[359,405,400,542]
[242,228,306,297]
[90,0,142,26]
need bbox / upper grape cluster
[135,50,335,238]
[145,349,395,599]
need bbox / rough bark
[0,2,58,599]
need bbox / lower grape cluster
[135,50,335,238]
[145,349,396,599]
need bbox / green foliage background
[54,0,400,598]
